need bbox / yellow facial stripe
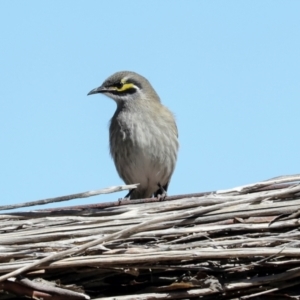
[116,82,135,92]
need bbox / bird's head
[87,71,160,105]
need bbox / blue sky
[1,1,300,210]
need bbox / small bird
[87,71,179,199]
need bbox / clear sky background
[1,1,299,211]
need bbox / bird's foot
[156,183,167,201]
[117,189,134,204]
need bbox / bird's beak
[87,85,107,96]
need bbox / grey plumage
[88,71,179,199]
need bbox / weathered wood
[1,175,300,299]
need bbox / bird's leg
[124,189,135,199]
[155,183,167,200]
[118,189,134,203]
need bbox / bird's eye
[115,82,124,89]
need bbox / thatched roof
[1,175,300,299]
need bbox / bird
[87,71,179,199]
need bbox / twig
[0,184,139,211]
[217,174,300,194]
